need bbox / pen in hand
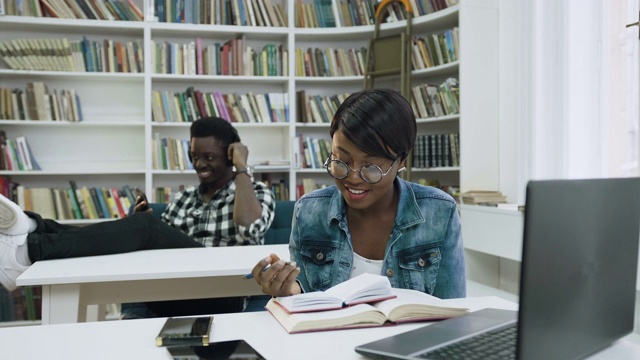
[242,261,292,280]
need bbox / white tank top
[349,252,384,279]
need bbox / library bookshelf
[0,1,464,224]
[0,0,508,325]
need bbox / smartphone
[156,316,214,347]
[135,187,149,211]
[166,339,266,360]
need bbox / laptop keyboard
[417,324,517,360]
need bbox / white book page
[325,273,393,305]
[276,291,342,312]
[373,288,469,320]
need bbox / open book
[273,273,397,313]
[266,288,470,334]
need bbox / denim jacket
[290,178,466,299]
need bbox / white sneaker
[0,233,29,291]
[0,194,31,235]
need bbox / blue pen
[242,261,292,280]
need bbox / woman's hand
[251,254,301,297]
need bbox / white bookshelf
[0,1,505,326]
[0,0,463,221]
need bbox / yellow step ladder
[364,0,415,180]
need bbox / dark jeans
[25,212,203,261]
[24,212,244,317]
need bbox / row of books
[0,37,144,73]
[151,88,289,124]
[2,0,458,25]
[1,0,143,20]
[295,46,368,77]
[292,134,332,170]
[152,135,192,171]
[412,132,459,169]
[18,182,139,220]
[295,177,328,200]
[0,286,41,322]
[410,77,459,118]
[260,176,289,201]
[153,0,286,27]
[0,131,40,171]
[296,0,336,28]
[151,37,287,77]
[382,0,458,20]
[411,28,459,70]
[0,82,83,121]
[295,0,458,28]
[295,90,350,124]
[0,19,453,76]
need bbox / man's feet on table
[0,232,28,291]
[0,194,32,236]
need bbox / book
[460,190,508,205]
[266,287,470,334]
[271,273,397,313]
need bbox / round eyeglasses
[323,154,398,184]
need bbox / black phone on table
[166,339,266,360]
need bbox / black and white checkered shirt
[161,178,275,247]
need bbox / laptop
[356,178,640,360]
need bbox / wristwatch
[235,166,252,177]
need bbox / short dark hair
[330,89,416,161]
[190,117,241,149]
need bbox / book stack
[460,190,508,205]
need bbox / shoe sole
[0,199,18,230]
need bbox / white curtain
[515,0,638,201]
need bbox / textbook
[273,273,397,313]
[266,287,470,334]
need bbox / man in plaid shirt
[160,117,275,247]
[0,117,275,317]
[124,116,276,317]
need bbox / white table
[15,244,290,324]
[1,296,638,360]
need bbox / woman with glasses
[251,88,466,299]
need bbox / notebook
[356,178,640,360]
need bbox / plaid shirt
[161,178,275,247]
